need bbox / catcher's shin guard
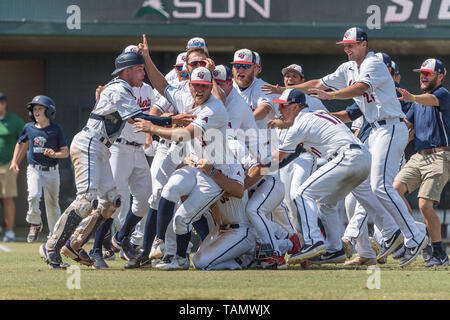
[69,210,106,251]
[46,208,83,253]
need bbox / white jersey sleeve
[356,56,392,93]
[320,63,349,91]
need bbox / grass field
[0,242,448,300]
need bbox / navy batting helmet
[112,52,145,76]
[27,95,56,121]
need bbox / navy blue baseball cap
[112,52,145,76]
[375,52,393,69]
[272,89,306,105]
[391,60,400,74]
[337,27,368,44]
[413,58,446,75]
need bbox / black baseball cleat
[120,237,137,261]
[124,248,151,269]
[309,249,347,265]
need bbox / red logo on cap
[203,117,208,123]
[213,70,219,77]
[344,32,350,39]
[197,72,205,79]
[238,52,246,59]
[182,56,186,61]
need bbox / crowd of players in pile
[14,27,449,270]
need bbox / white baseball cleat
[149,238,165,260]
[161,255,190,271]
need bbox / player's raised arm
[397,87,440,106]
[309,82,369,101]
[137,34,169,97]
[261,79,326,95]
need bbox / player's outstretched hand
[133,118,155,133]
[137,34,150,59]
[172,113,196,127]
[308,88,333,100]
[396,87,414,102]
[9,162,19,174]
[261,83,284,95]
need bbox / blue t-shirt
[345,82,411,143]
[406,86,450,151]
[18,122,68,167]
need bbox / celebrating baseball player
[38,49,193,269]
[83,44,157,269]
[10,95,68,243]
[132,34,241,270]
[265,89,371,264]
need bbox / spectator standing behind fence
[0,93,25,242]
[394,59,450,267]
[9,95,69,243]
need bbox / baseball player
[268,64,327,236]
[230,49,304,268]
[125,45,217,268]
[84,45,156,269]
[38,51,193,269]
[9,95,68,243]
[211,64,301,269]
[133,35,243,270]
[332,52,417,266]
[265,89,372,264]
[164,37,208,83]
[192,148,259,270]
[263,27,427,267]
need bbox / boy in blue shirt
[10,95,69,243]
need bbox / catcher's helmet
[27,95,56,121]
[111,52,145,76]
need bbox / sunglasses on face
[188,60,207,68]
[420,71,436,77]
[232,63,252,70]
[175,65,183,71]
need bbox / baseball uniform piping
[382,124,418,247]
[204,227,250,270]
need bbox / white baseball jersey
[278,111,362,159]
[225,87,258,133]
[155,80,191,115]
[320,51,405,123]
[164,85,234,173]
[87,78,142,142]
[213,171,249,226]
[117,82,155,144]
[165,68,178,84]
[233,77,279,129]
